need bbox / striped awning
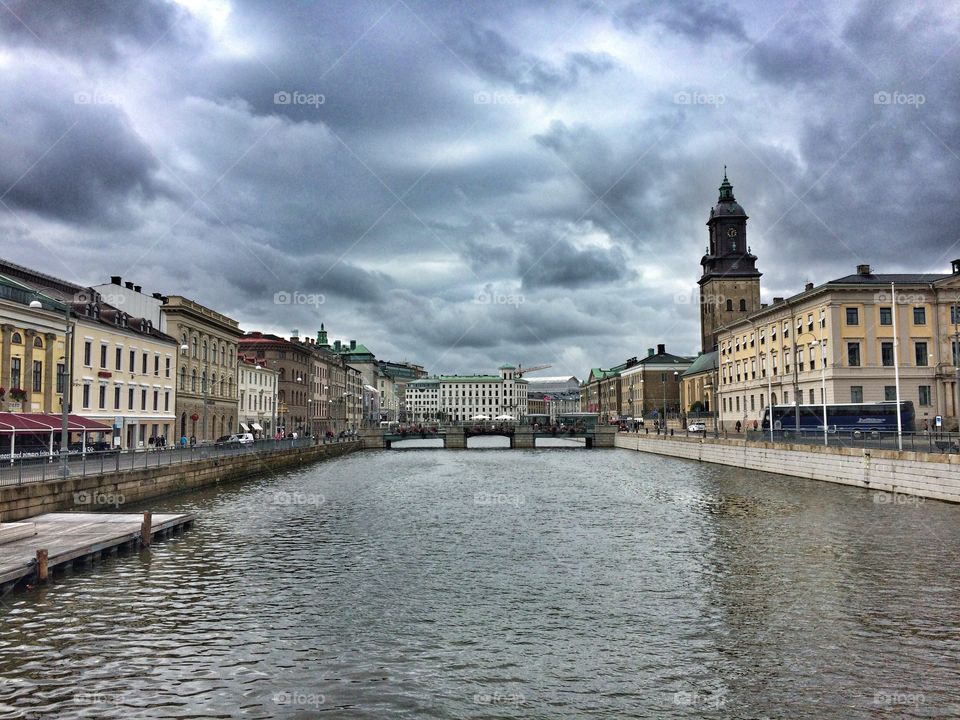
[0,413,111,433]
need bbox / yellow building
[0,276,67,414]
[717,262,960,431]
[0,261,179,447]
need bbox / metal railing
[0,436,359,487]
[621,426,960,454]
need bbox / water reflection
[1,449,958,718]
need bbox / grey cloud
[618,0,747,41]
[519,239,636,290]
[0,0,202,64]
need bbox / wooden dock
[0,512,194,588]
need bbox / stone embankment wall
[614,434,960,503]
[0,441,359,521]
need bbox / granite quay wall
[614,433,960,503]
[0,440,360,521]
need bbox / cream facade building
[238,357,278,437]
[717,262,960,431]
[408,365,528,422]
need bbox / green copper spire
[718,167,735,201]
[317,323,328,346]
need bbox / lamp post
[892,282,903,451]
[661,373,667,432]
[812,339,827,446]
[761,351,773,443]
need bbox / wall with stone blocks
[0,441,360,521]
[614,434,960,503]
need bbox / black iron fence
[0,436,358,487]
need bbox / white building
[407,364,528,422]
[237,356,278,438]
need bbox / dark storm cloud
[450,21,616,96]
[519,239,635,290]
[0,0,958,372]
[617,0,747,41]
[0,0,201,63]
[0,70,163,226]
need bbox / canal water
[1,445,959,719]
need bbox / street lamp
[761,351,773,443]
[891,282,903,451]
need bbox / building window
[84,341,92,366]
[141,389,147,410]
[114,386,121,409]
[851,386,863,403]
[919,385,932,406]
[154,355,160,376]
[100,344,108,368]
[142,352,148,374]
[880,307,892,326]
[847,342,861,367]
[783,390,789,404]
[129,349,136,371]
[153,390,159,411]
[115,347,122,370]
[845,307,859,325]
[165,357,171,378]
[809,389,815,404]
[807,314,813,331]
[10,357,21,389]
[31,360,42,392]
[915,341,928,366]
[128,387,134,409]
[952,305,960,325]
[82,384,91,408]
[56,363,66,394]
[913,307,926,325]
[954,340,960,367]
[739,299,747,312]
[881,342,894,367]
[884,386,897,402]
[99,385,106,409]
[10,332,22,344]
[726,299,733,312]
[750,395,755,411]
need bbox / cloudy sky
[1,0,958,375]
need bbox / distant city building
[161,294,242,443]
[407,364,528,422]
[581,346,693,421]
[526,375,581,421]
[239,332,312,436]
[680,350,718,419]
[237,355,278,437]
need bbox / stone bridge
[360,425,617,449]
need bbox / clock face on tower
[727,227,738,237]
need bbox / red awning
[0,413,112,433]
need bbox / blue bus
[761,401,915,432]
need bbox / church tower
[698,170,761,352]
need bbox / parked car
[236,433,255,445]
[214,434,242,447]
[687,422,707,432]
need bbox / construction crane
[516,364,551,377]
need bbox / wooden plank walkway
[0,512,194,586]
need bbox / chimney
[291,329,299,340]
[773,296,784,304]
[152,292,162,299]
[350,340,357,350]
[857,264,871,276]
[657,343,665,355]
[124,281,134,289]
[804,282,814,291]
[952,259,960,275]
[110,275,121,285]
[647,348,654,357]
[761,302,768,308]
[133,285,142,293]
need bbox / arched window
[192,336,198,359]
[220,377,225,395]
[203,341,208,362]
[33,337,43,348]
[202,371,207,393]
[11,332,22,344]
[211,374,217,396]
[221,346,226,365]
[180,366,186,389]
[191,369,197,392]
[739,299,747,311]
[725,299,733,312]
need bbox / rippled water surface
[2,444,960,719]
